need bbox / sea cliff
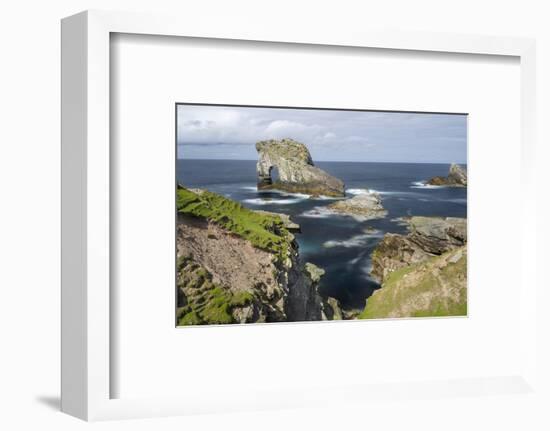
[176,186,340,324]
[362,216,467,319]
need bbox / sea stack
[426,163,467,187]
[256,138,345,197]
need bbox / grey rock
[327,190,387,220]
[427,163,467,187]
[256,138,345,197]
[304,262,325,283]
[321,296,344,321]
[371,216,467,283]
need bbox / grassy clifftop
[360,246,467,319]
[177,187,292,263]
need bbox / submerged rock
[256,138,345,197]
[371,216,467,283]
[326,189,387,220]
[426,163,467,187]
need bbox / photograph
[176,104,467,325]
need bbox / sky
[176,104,467,164]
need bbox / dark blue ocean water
[177,159,467,311]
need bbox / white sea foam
[410,181,444,189]
[301,206,369,222]
[346,188,370,195]
[301,206,334,218]
[241,186,311,199]
[390,217,410,226]
[347,187,402,197]
[360,260,374,277]
[323,231,382,249]
[323,234,371,248]
[445,198,467,204]
[243,197,305,205]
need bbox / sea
[177,159,467,311]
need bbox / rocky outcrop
[371,216,467,283]
[254,210,301,232]
[176,186,334,324]
[256,138,345,197]
[327,189,387,220]
[360,246,467,319]
[426,163,467,187]
[322,297,344,320]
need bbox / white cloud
[176,105,467,163]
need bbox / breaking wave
[243,197,305,205]
[410,181,444,189]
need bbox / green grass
[177,255,256,326]
[359,249,467,319]
[177,187,292,263]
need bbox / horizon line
[176,158,467,165]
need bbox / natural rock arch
[255,138,345,197]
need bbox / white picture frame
[61,9,539,421]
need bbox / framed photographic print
[61,10,540,422]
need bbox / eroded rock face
[177,208,328,324]
[408,216,466,254]
[361,246,467,319]
[371,216,467,283]
[427,163,467,187]
[327,190,387,220]
[256,138,345,197]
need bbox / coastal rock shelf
[256,138,345,197]
[371,216,467,283]
[362,216,467,319]
[361,246,467,319]
[427,163,468,187]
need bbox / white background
[1,1,549,430]
[112,34,522,399]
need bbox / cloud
[177,105,467,163]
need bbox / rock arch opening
[270,165,280,183]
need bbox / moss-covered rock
[360,246,467,319]
[177,255,256,325]
[176,186,327,325]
